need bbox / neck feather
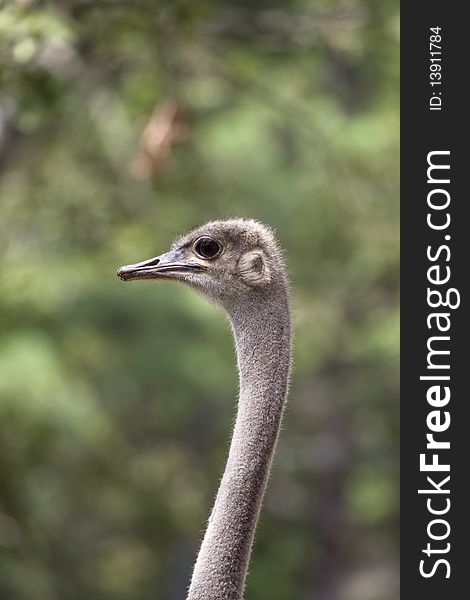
[187,287,291,600]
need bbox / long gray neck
[187,287,291,600]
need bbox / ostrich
[117,219,292,600]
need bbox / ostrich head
[117,219,286,309]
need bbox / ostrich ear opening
[238,250,271,287]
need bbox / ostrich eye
[194,237,222,259]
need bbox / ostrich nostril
[144,257,160,267]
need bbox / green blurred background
[0,1,399,599]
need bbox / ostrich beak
[117,250,206,282]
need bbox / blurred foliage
[0,1,399,599]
